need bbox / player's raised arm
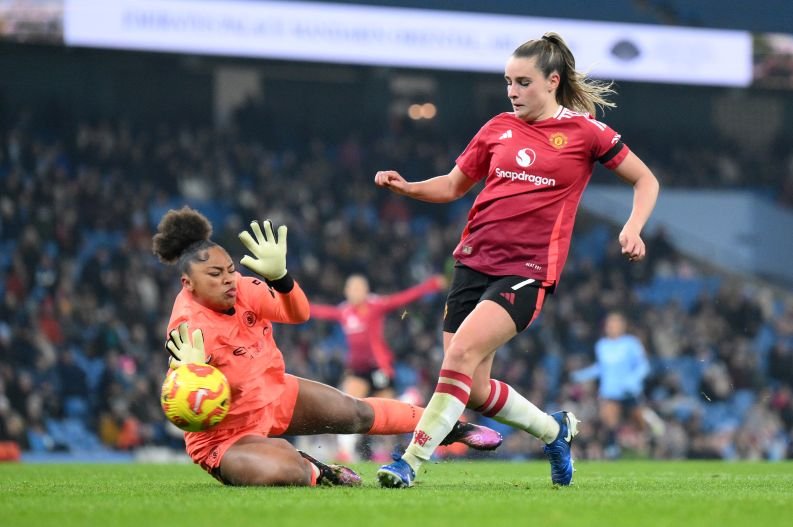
[378,275,447,312]
[374,165,477,203]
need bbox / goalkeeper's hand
[166,323,208,369]
[238,220,288,280]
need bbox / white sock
[475,379,559,443]
[402,368,471,473]
[337,433,359,462]
[641,407,666,437]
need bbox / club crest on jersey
[515,148,536,167]
[549,132,568,149]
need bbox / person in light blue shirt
[572,311,660,457]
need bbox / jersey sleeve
[571,363,601,383]
[165,290,193,335]
[455,117,499,182]
[628,336,651,381]
[165,294,221,366]
[310,303,343,321]
[238,275,310,324]
[588,117,630,170]
[376,277,443,311]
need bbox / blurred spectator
[571,311,664,458]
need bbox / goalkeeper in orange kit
[154,206,503,486]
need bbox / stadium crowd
[1,111,792,463]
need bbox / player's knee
[444,339,482,369]
[350,398,375,433]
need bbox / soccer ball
[160,363,231,432]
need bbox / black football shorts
[442,263,549,333]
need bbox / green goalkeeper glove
[238,220,288,281]
[166,323,208,369]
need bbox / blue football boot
[377,454,415,488]
[543,411,579,486]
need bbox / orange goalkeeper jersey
[166,273,310,431]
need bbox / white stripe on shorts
[511,278,536,291]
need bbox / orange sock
[306,459,320,486]
[364,397,424,435]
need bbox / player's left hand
[238,219,288,280]
[618,227,646,262]
[430,274,448,290]
[167,323,209,368]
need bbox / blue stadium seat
[570,224,610,264]
[636,276,721,311]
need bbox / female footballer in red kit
[153,207,501,487]
[375,32,659,488]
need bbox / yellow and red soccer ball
[160,364,231,432]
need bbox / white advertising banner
[63,0,752,87]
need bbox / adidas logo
[499,292,516,305]
[499,130,512,140]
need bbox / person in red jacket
[154,207,500,486]
[312,274,445,398]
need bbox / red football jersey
[454,107,629,283]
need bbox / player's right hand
[166,323,208,368]
[374,170,411,196]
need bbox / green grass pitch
[2,460,792,527]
